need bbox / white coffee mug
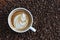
[8,8,36,33]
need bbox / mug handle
[30,27,36,32]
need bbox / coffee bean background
[0,0,60,40]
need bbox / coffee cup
[8,8,36,33]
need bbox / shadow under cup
[8,8,33,32]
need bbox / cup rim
[8,8,33,33]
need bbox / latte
[11,9,32,31]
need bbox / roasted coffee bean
[0,0,60,40]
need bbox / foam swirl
[14,13,28,29]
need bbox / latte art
[10,9,32,31]
[14,13,28,29]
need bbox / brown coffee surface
[11,10,32,31]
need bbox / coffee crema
[11,10,32,31]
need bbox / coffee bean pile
[0,0,60,40]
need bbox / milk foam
[21,13,26,21]
[14,13,28,29]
